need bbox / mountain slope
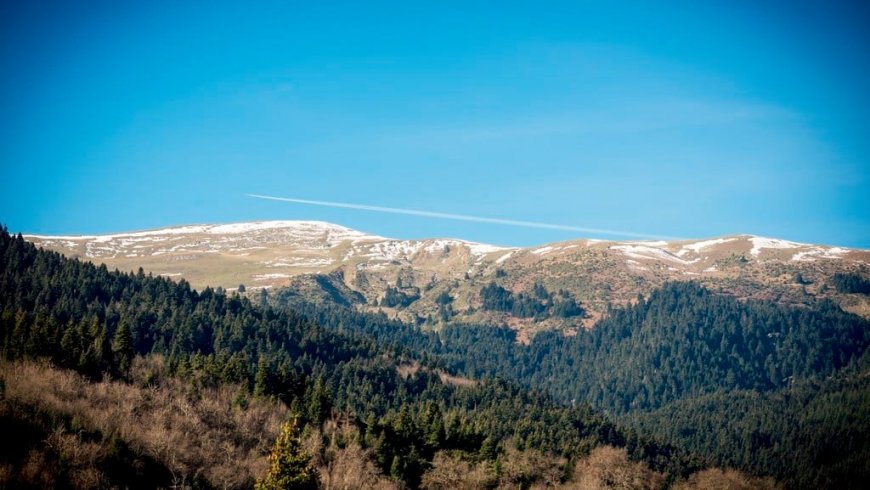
[25,221,870,333]
[8,226,868,488]
[270,282,870,489]
[0,228,708,488]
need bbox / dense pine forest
[2,226,868,488]
[0,228,707,488]
[278,276,870,488]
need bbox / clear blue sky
[1,1,868,247]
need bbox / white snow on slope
[253,273,291,281]
[677,238,736,256]
[26,222,859,272]
[346,238,511,263]
[466,241,514,256]
[532,246,554,255]
[791,247,848,262]
[749,236,804,257]
[264,258,335,268]
[359,240,426,261]
[26,221,384,242]
[625,240,669,247]
[530,244,577,256]
[611,245,697,265]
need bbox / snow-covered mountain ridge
[24,221,870,333]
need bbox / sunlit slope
[26,221,870,331]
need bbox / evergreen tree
[254,356,269,397]
[256,418,318,490]
[112,320,134,375]
[94,322,112,375]
[479,435,498,460]
[390,455,404,482]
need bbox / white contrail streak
[246,193,680,241]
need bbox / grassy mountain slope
[25,221,870,338]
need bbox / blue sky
[1,1,868,247]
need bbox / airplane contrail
[246,193,680,241]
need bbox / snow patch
[25,220,383,244]
[228,247,268,252]
[532,244,579,256]
[361,241,425,261]
[625,240,668,247]
[253,273,291,281]
[532,246,554,255]
[791,247,848,262]
[677,238,736,256]
[749,236,805,256]
[611,245,697,265]
[465,242,513,256]
[264,258,334,268]
[495,250,515,264]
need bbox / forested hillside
[0,228,715,488]
[627,365,870,489]
[277,280,870,488]
[3,226,868,488]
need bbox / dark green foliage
[0,228,697,487]
[552,295,583,318]
[435,291,453,306]
[256,419,318,490]
[480,282,582,319]
[831,272,870,294]
[480,282,514,312]
[532,283,869,413]
[276,281,869,488]
[253,356,269,397]
[5,226,867,488]
[112,320,134,376]
[382,286,420,308]
[628,364,870,490]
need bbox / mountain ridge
[21,219,868,252]
[23,220,870,334]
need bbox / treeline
[0,228,701,488]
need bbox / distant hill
[26,221,870,336]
